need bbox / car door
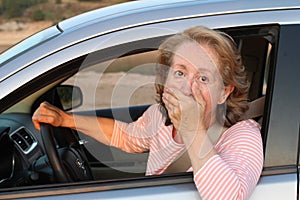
[250,24,300,200]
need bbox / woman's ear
[218,85,234,104]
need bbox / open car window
[59,51,160,179]
[63,50,158,111]
[48,25,277,181]
[0,24,278,194]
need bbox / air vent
[19,128,34,145]
[10,127,37,154]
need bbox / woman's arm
[32,102,158,151]
[193,121,263,199]
[32,102,114,145]
[162,86,216,171]
[162,87,263,199]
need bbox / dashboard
[0,113,45,187]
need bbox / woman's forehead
[172,42,219,72]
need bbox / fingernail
[166,87,174,93]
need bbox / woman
[33,26,264,199]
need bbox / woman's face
[165,41,231,120]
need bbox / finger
[32,117,41,131]
[32,102,61,130]
[40,102,64,120]
[163,88,188,111]
[41,101,59,113]
[163,98,182,122]
[32,105,43,130]
[164,87,187,100]
[163,87,178,105]
[163,97,175,118]
[162,93,177,119]
[191,82,206,106]
[162,92,179,108]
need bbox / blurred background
[0,0,131,53]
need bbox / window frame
[34,25,276,173]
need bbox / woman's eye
[198,75,209,83]
[174,70,184,77]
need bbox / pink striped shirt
[111,104,264,200]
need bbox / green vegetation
[31,9,45,21]
[78,0,99,1]
[0,0,47,18]
[0,0,131,22]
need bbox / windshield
[0,25,61,66]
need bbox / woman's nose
[180,76,194,96]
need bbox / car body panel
[58,0,300,32]
[263,25,300,168]
[251,174,297,200]
[9,174,298,200]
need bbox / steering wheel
[40,123,93,183]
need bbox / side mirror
[56,85,83,111]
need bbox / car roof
[58,0,300,32]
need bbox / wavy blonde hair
[155,26,249,127]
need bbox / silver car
[0,0,299,199]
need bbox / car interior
[0,25,278,189]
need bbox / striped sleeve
[194,119,264,200]
[110,104,163,153]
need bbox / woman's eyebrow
[171,63,187,70]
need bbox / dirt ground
[0,0,127,53]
